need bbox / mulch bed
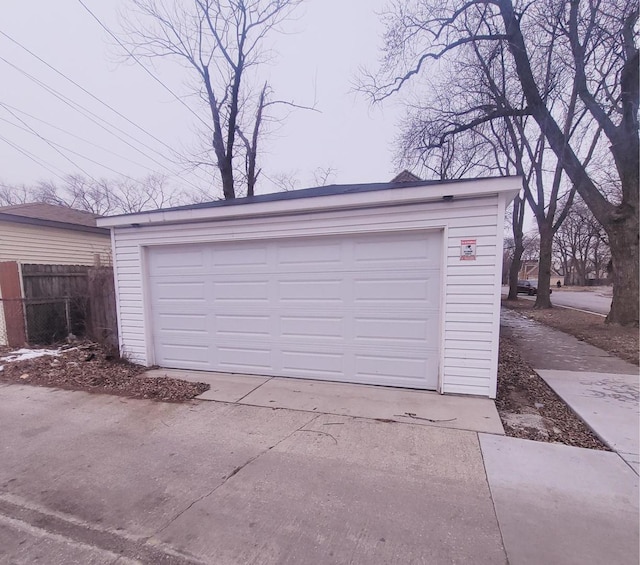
[497,336,608,450]
[0,343,209,402]
[503,298,639,365]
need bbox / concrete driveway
[1,382,637,564]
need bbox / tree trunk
[508,241,523,300]
[220,157,235,200]
[606,216,639,326]
[508,194,525,300]
[535,223,553,308]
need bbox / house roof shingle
[0,203,108,234]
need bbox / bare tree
[1,174,199,215]
[362,0,638,326]
[0,183,32,206]
[123,0,304,200]
[312,166,337,186]
[554,199,610,285]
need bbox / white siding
[0,221,112,266]
[111,193,506,397]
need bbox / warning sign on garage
[460,239,477,260]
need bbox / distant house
[517,259,564,286]
[0,203,111,346]
[390,170,422,183]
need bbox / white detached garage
[98,177,519,398]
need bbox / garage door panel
[217,345,272,371]
[354,315,435,345]
[353,232,441,268]
[212,280,270,302]
[157,312,208,333]
[280,314,344,340]
[280,349,345,377]
[148,247,206,274]
[154,281,206,301]
[211,243,268,267]
[147,230,442,390]
[278,279,344,303]
[214,313,272,337]
[276,240,343,266]
[353,274,438,306]
[354,351,437,387]
[159,343,210,366]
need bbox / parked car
[517,280,552,296]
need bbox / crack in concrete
[234,376,274,403]
[154,413,321,535]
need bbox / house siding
[110,193,507,398]
[0,221,112,266]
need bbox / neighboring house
[518,259,538,281]
[517,260,564,286]
[0,203,111,346]
[99,176,520,399]
[0,203,111,266]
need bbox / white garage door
[147,230,442,389]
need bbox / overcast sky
[1,0,405,199]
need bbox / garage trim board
[99,176,520,398]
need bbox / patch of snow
[0,348,63,363]
[0,365,3,371]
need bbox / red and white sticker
[460,239,477,260]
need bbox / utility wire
[0,27,212,164]
[0,112,149,183]
[75,1,213,133]
[0,55,181,169]
[0,56,209,191]
[1,103,100,182]
[0,102,170,173]
[0,134,68,182]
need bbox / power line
[1,104,100,182]
[0,27,212,164]
[0,134,68,182]
[0,56,210,191]
[0,55,182,169]
[0,102,169,173]
[0,112,147,183]
[75,1,213,133]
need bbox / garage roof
[98,176,521,228]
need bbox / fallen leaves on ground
[0,343,209,402]
[496,336,608,450]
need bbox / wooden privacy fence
[0,262,118,348]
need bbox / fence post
[64,298,71,337]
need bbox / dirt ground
[496,336,608,450]
[0,343,209,402]
[502,299,639,365]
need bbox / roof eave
[0,213,109,235]
[98,176,522,229]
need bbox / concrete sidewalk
[481,434,638,565]
[501,308,640,474]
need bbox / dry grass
[503,299,639,365]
